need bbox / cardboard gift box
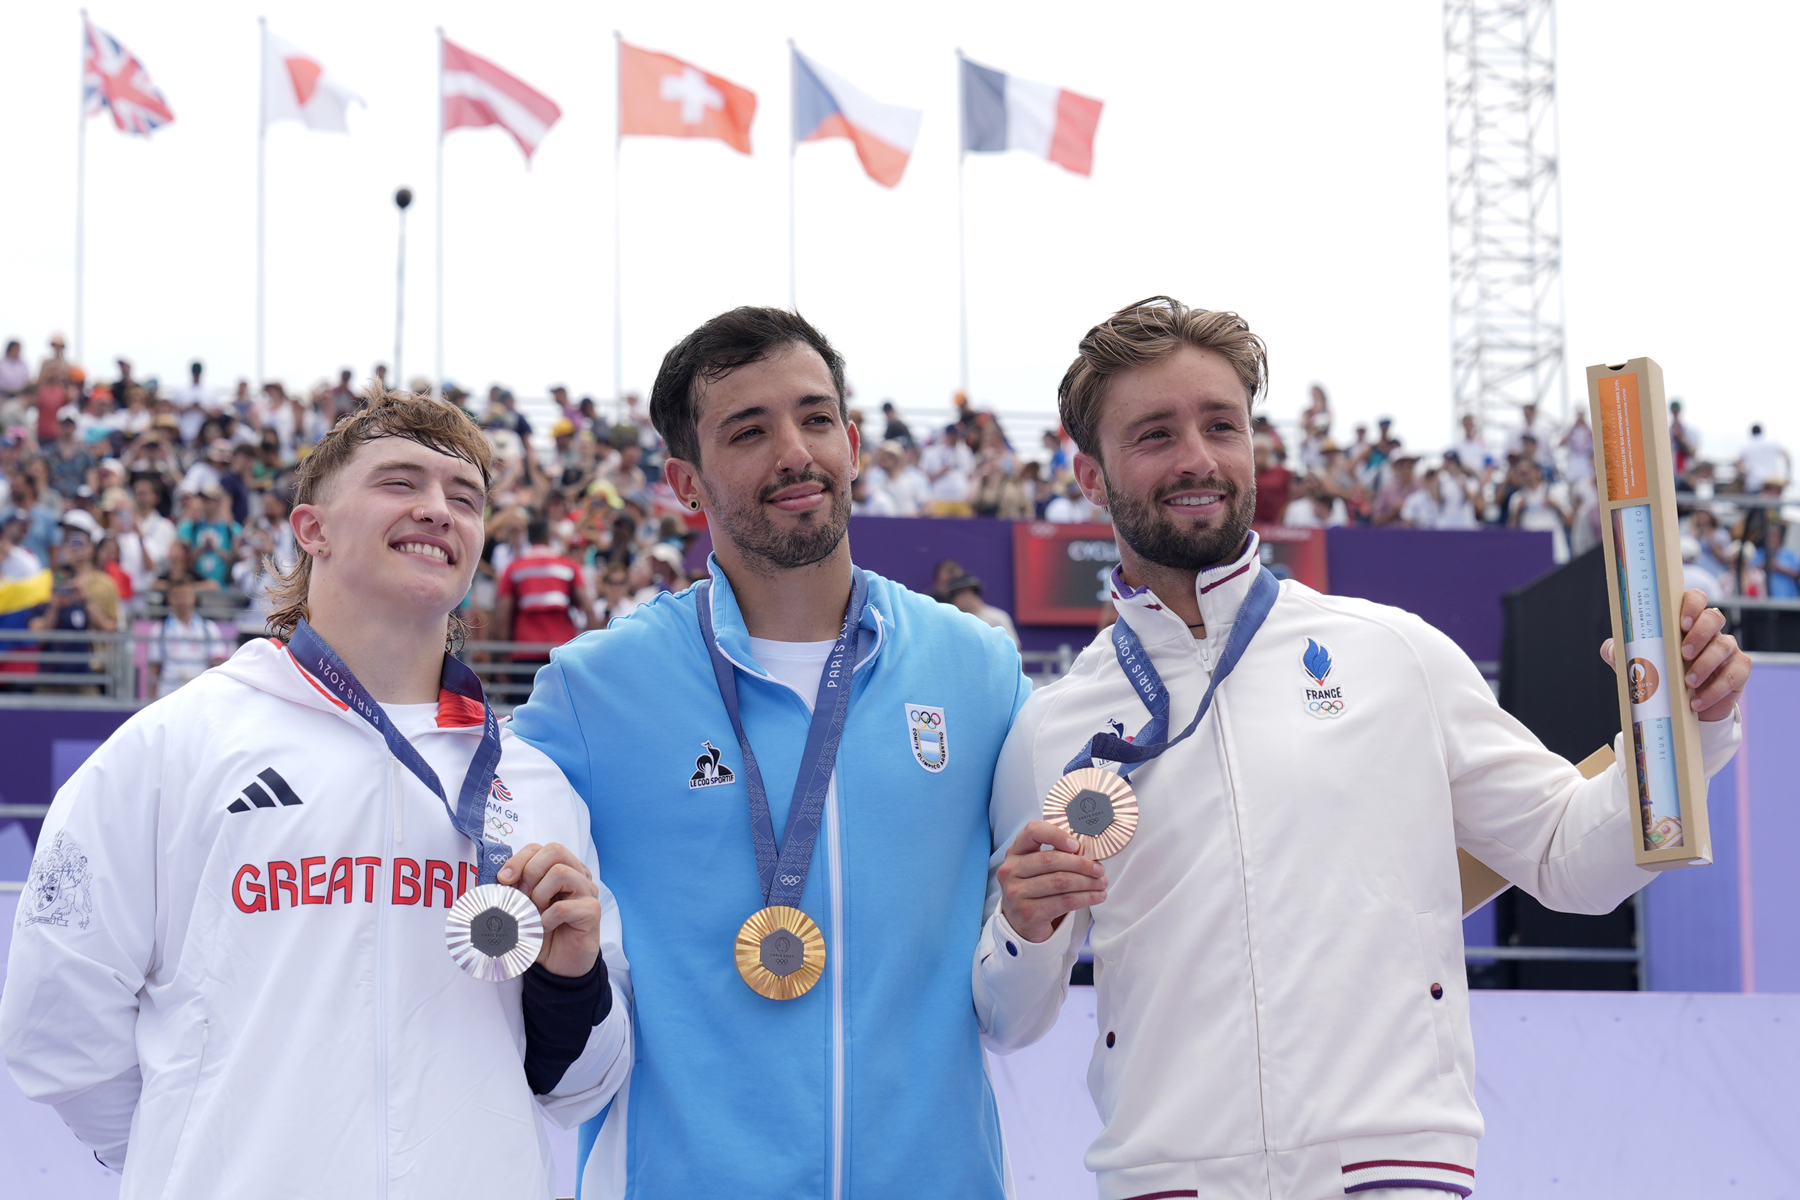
[1589,357,1712,870]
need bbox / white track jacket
[1,639,631,1198]
[975,536,1740,1200]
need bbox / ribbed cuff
[522,956,612,1095]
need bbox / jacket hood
[211,637,487,732]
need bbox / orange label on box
[1597,373,1647,501]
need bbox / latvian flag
[960,57,1102,176]
[792,48,922,189]
[441,35,562,163]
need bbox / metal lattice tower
[1443,0,1568,435]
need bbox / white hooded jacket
[975,534,1739,1200]
[1,638,631,1199]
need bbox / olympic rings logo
[910,710,943,727]
[487,816,514,836]
[1308,699,1345,715]
[779,873,803,887]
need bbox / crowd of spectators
[0,330,1793,698]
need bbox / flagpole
[613,30,623,407]
[75,10,89,368]
[787,38,796,312]
[954,48,969,399]
[434,27,445,400]
[256,16,267,389]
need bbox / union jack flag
[83,19,174,136]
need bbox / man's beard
[1103,472,1256,572]
[706,468,852,572]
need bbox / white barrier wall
[4,887,1797,1199]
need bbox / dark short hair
[527,516,550,545]
[649,307,846,466]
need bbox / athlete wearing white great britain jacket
[973,298,1751,1200]
[2,388,631,1197]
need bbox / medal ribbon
[289,619,511,885]
[696,571,871,911]
[1064,566,1280,778]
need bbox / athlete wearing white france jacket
[978,533,1742,1198]
[973,298,1751,1200]
[1,391,630,1198]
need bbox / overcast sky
[3,0,1795,463]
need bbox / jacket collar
[1108,530,1263,653]
[703,553,886,685]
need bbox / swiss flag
[619,40,755,155]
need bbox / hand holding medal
[447,842,603,983]
[997,820,1110,944]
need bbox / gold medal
[734,905,827,1000]
[1043,767,1139,859]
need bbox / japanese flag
[263,27,363,133]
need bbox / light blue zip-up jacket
[511,558,1031,1199]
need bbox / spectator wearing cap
[29,508,119,687]
[601,430,647,495]
[944,573,1019,647]
[0,340,30,398]
[1370,452,1422,526]
[592,560,637,628]
[34,333,74,446]
[0,510,42,580]
[881,400,914,449]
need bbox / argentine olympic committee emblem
[905,703,948,773]
[1301,638,1347,719]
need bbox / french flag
[960,56,1103,176]
[792,47,923,189]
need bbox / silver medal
[445,883,543,982]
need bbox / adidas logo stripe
[227,768,304,814]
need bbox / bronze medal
[1043,767,1139,859]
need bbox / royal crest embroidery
[905,703,949,773]
[689,740,737,789]
[1301,638,1346,719]
[17,831,95,931]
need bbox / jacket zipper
[826,770,845,1200]
[717,609,883,1200]
[376,757,401,1198]
[1205,644,1274,1165]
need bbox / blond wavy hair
[1057,296,1268,460]
[264,382,493,651]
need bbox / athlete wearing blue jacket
[511,307,1030,1199]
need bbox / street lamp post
[394,187,413,389]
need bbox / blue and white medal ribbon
[288,619,538,980]
[696,571,872,999]
[1046,567,1281,858]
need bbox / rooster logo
[689,741,737,789]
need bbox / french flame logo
[1303,639,1333,686]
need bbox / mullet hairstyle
[265,382,494,651]
[649,306,848,468]
[1057,296,1269,461]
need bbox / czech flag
[792,48,922,189]
[960,56,1103,177]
